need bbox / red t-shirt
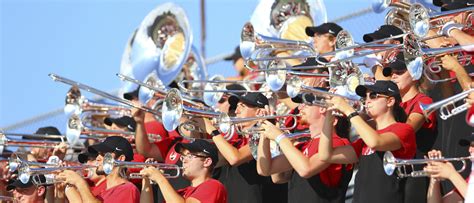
[297,134,351,187]
[96,181,140,203]
[145,120,180,141]
[284,107,309,132]
[467,105,474,127]
[91,180,107,197]
[400,93,436,130]
[174,179,227,203]
[351,123,416,159]
[128,153,146,184]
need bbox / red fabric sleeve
[187,179,227,203]
[351,138,364,159]
[154,137,174,160]
[387,123,416,159]
[409,94,436,129]
[98,182,140,203]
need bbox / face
[216,98,230,114]
[313,33,335,54]
[364,91,393,118]
[30,148,51,160]
[376,39,399,59]
[12,186,44,203]
[234,102,258,128]
[391,69,414,92]
[234,58,248,77]
[180,149,211,180]
[86,159,103,183]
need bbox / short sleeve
[351,139,364,159]
[188,180,227,203]
[389,123,416,159]
[410,95,436,129]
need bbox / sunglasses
[365,92,390,100]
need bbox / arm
[427,179,443,203]
[141,167,185,203]
[271,171,292,184]
[256,131,292,176]
[56,171,100,203]
[441,55,472,91]
[64,186,83,203]
[450,29,474,47]
[140,178,154,203]
[133,110,164,161]
[212,134,253,166]
[318,111,359,164]
[406,113,426,132]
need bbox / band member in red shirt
[56,136,140,203]
[140,139,227,203]
[318,80,416,203]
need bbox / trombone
[409,3,474,39]
[0,133,84,155]
[249,131,311,159]
[17,162,96,185]
[8,153,57,172]
[102,153,181,178]
[383,151,471,178]
[49,74,162,120]
[66,115,135,145]
[161,88,221,131]
[64,86,131,118]
[286,76,365,113]
[419,88,474,120]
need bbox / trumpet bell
[240,22,256,61]
[286,76,303,98]
[66,115,83,146]
[409,3,430,38]
[138,70,164,104]
[162,88,184,131]
[103,153,115,175]
[18,163,31,184]
[218,112,232,134]
[265,60,288,91]
[203,75,226,107]
[383,151,397,176]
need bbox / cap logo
[115,147,122,151]
[257,100,263,105]
[328,29,335,34]
[388,88,395,92]
[203,149,210,154]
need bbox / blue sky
[0,0,381,128]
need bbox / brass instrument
[17,162,96,185]
[249,131,311,159]
[8,153,57,172]
[102,153,181,178]
[66,115,135,145]
[0,132,84,155]
[420,88,474,120]
[383,151,471,178]
[217,112,299,135]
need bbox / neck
[106,169,127,189]
[374,112,397,130]
[400,85,419,102]
[190,173,211,187]
[309,119,323,137]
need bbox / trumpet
[102,153,181,178]
[371,0,411,14]
[0,133,84,154]
[249,131,311,159]
[383,151,472,178]
[64,86,131,118]
[217,112,299,135]
[161,88,221,131]
[17,162,96,185]
[420,88,474,120]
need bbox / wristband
[210,130,221,137]
[347,111,359,121]
[275,134,287,145]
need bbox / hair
[335,116,351,140]
[392,100,407,123]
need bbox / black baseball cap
[459,134,474,146]
[226,84,247,109]
[355,80,402,102]
[293,57,329,71]
[305,22,343,37]
[383,52,407,76]
[25,126,62,141]
[175,139,218,165]
[104,116,136,132]
[89,136,134,161]
[224,46,242,62]
[441,1,470,11]
[123,88,139,101]
[291,88,328,104]
[363,25,404,43]
[229,92,269,108]
[78,147,98,164]
[7,175,46,191]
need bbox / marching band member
[140,139,227,203]
[386,53,438,203]
[56,136,140,203]
[305,22,343,61]
[318,80,416,203]
[425,134,474,202]
[7,175,46,203]
[201,92,288,203]
[257,95,352,202]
